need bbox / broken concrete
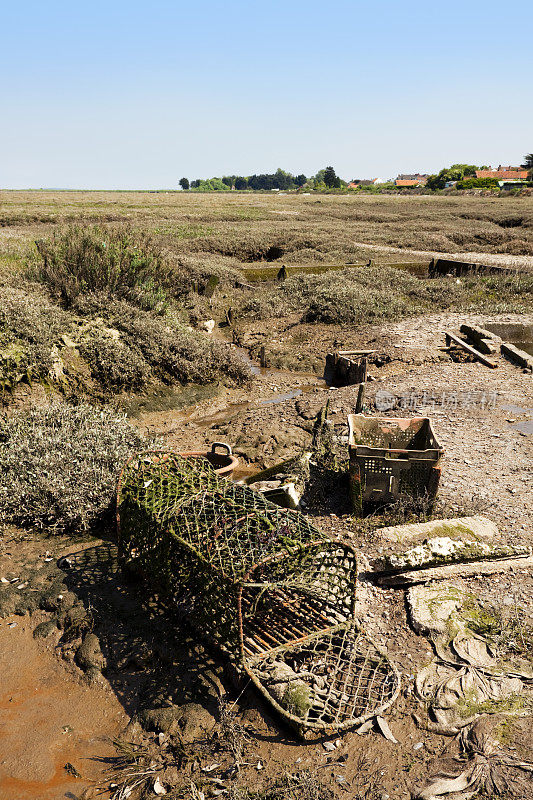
[375,515,498,543]
[501,341,533,371]
[460,323,500,355]
[377,553,533,587]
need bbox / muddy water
[485,322,533,356]
[0,618,127,800]
[501,403,533,436]
[242,261,428,282]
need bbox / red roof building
[394,174,429,187]
[475,166,528,180]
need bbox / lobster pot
[348,415,443,512]
[117,452,400,735]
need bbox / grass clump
[240,265,452,324]
[0,404,147,533]
[239,265,533,324]
[31,225,173,312]
[73,295,251,389]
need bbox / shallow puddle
[501,403,533,435]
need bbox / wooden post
[355,383,365,414]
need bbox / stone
[76,633,106,671]
[200,319,216,334]
[375,516,498,543]
[407,584,467,637]
[33,619,59,639]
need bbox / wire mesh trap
[117,451,400,735]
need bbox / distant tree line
[178,166,345,191]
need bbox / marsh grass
[0,404,147,533]
[238,266,533,324]
[31,225,173,312]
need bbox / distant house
[394,174,429,187]
[498,180,528,189]
[347,179,377,188]
[475,165,528,180]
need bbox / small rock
[33,619,59,639]
[76,633,106,671]
[200,320,216,334]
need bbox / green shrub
[0,404,147,533]
[72,294,251,388]
[30,225,173,311]
[239,265,533,325]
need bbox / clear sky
[1,0,531,189]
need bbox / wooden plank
[444,331,498,368]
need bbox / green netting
[117,451,400,734]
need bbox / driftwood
[444,331,498,368]
[374,553,533,587]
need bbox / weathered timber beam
[444,331,498,368]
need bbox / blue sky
[1,0,531,188]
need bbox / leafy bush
[455,177,500,190]
[0,404,147,533]
[31,225,173,311]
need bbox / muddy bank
[0,614,126,800]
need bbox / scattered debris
[324,350,372,387]
[375,542,533,586]
[413,717,533,799]
[180,442,239,477]
[444,331,498,368]
[410,584,533,735]
[153,777,167,795]
[459,323,500,355]
[375,716,399,744]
